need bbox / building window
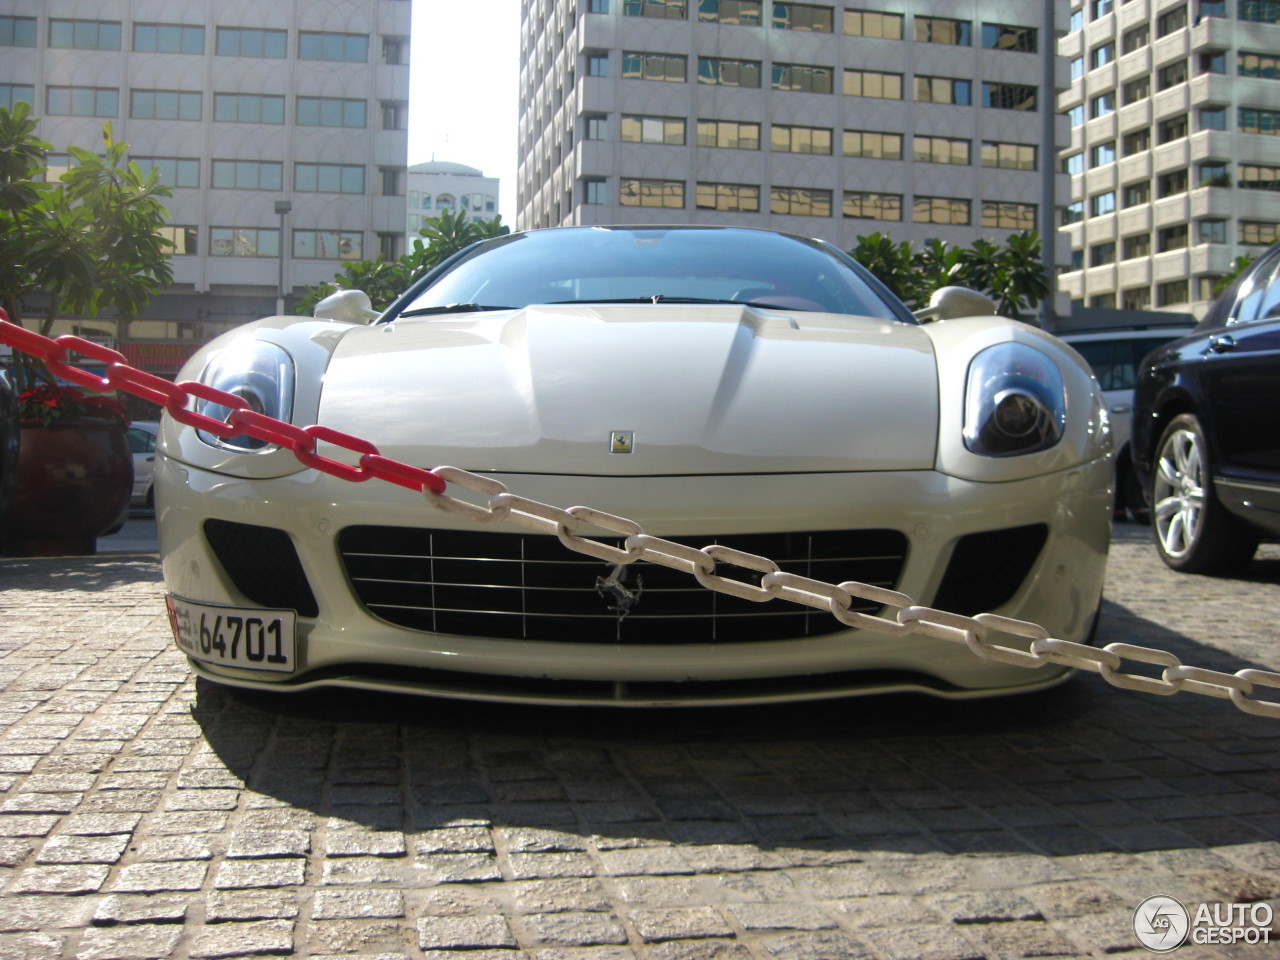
[1090,142,1116,167]
[1240,108,1280,134]
[1200,107,1227,131]
[1089,91,1115,117]
[1199,0,1228,17]
[772,63,834,93]
[1200,50,1227,74]
[0,16,36,46]
[1157,113,1188,142]
[1157,169,1189,197]
[913,196,970,224]
[1123,76,1150,104]
[49,19,121,50]
[772,124,832,154]
[695,181,760,211]
[1065,152,1085,175]
[1241,1,1280,22]
[1071,57,1085,79]
[621,115,685,144]
[133,157,199,189]
[1068,104,1085,126]
[983,201,1036,230]
[1199,220,1228,244]
[298,32,368,62]
[1195,276,1222,301]
[130,90,202,121]
[1157,279,1189,305]
[1240,163,1280,191]
[624,0,687,17]
[382,36,408,64]
[295,163,364,194]
[982,23,1036,53]
[1199,162,1229,186]
[1092,0,1114,18]
[1123,128,1150,154]
[772,3,834,31]
[625,51,688,82]
[158,226,198,256]
[294,230,363,260]
[1158,224,1189,251]
[587,53,609,76]
[1090,294,1117,308]
[1069,8,1085,31]
[583,178,607,204]
[915,76,971,105]
[1240,221,1280,245]
[1157,60,1188,90]
[1063,200,1085,224]
[213,93,285,124]
[378,233,402,262]
[133,23,204,54]
[771,186,832,216]
[843,9,902,38]
[1157,5,1188,36]
[843,129,902,159]
[914,135,970,165]
[1122,234,1150,259]
[380,167,404,196]
[1123,181,1151,207]
[585,115,608,139]
[1091,42,1115,69]
[696,119,760,149]
[1123,287,1151,309]
[210,227,279,257]
[698,0,763,24]
[620,177,685,207]
[1090,242,1116,266]
[842,191,903,220]
[986,83,1038,111]
[843,69,903,99]
[1122,24,1149,54]
[914,16,970,45]
[1090,191,1117,216]
[589,0,610,11]
[381,101,408,130]
[1240,51,1280,79]
[215,27,287,58]
[297,97,366,128]
[46,87,118,118]
[212,159,282,190]
[697,56,759,86]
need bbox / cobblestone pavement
[0,524,1277,960]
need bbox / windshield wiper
[397,303,515,317]
[548,295,772,306]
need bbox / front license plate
[166,596,296,673]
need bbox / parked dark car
[0,370,16,520]
[1132,242,1280,573]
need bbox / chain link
[3,315,1277,720]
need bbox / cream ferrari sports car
[157,226,1112,706]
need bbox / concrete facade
[406,160,502,248]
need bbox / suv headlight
[195,341,295,452]
[963,342,1065,457]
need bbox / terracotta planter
[0,419,132,557]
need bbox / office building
[518,0,1070,274]
[406,160,502,247]
[1058,0,1280,316]
[0,0,410,374]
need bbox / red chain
[0,313,447,495]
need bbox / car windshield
[387,226,908,322]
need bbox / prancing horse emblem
[609,431,634,454]
[595,562,643,618]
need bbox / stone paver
[0,528,1276,957]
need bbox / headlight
[195,341,295,452]
[963,342,1065,457]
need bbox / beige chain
[427,466,1280,720]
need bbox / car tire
[1151,413,1258,574]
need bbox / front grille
[204,519,319,618]
[337,526,909,644]
[931,524,1048,617]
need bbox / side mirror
[913,286,998,322]
[313,289,381,324]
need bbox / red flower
[17,383,129,429]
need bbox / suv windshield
[386,226,908,323]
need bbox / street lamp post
[274,199,292,316]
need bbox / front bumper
[156,458,1112,706]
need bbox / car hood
[316,305,939,476]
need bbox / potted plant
[0,382,132,556]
